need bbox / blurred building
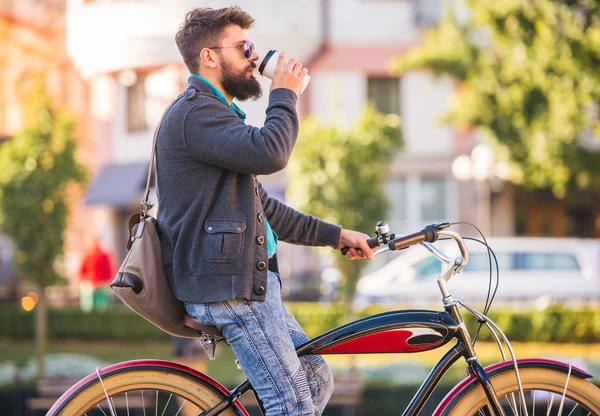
[0,0,96,303]
[64,0,467,290]
[63,0,598,295]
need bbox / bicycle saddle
[184,313,223,337]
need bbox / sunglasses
[209,40,255,59]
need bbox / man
[157,6,374,415]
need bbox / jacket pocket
[201,219,246,262]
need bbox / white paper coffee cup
[258,50,311,94]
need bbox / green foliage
[0,83,87,287]
[391,0,600,197]
[287,106,403,302]
[2,303,600,343]
[0,306,170,341]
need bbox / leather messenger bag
[110,99,210,338]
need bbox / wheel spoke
[126,391,130,416]
[160,393,173,416]
[558,366,573,416]
[505,394,518,415]
[110,397,117,416]
[566,403,579,416]
[142,390,147,416]
[546,393,555,416]
[490,388,598,416]
[511,392,521,416]
[174,398,187,416]
[96,404,108,416]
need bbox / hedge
[1,303,599,343]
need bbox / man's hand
[337,229,375,260]
[270,52,309,96]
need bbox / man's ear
[200,48,217,69]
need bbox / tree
[391,0,600,197]
[0,82,87,378]
[287,105,403,307]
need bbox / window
[462,252,580,272]
[413,256,441,279]
[420,178,446,220]
[127,77,147,132]
[463,253,515,272]
[384,177,405,223]
[519,253,580,271]
[367,77,400,115]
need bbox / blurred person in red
[78,235,114,311]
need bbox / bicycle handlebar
[387,223,449,250]
[340,223,450,256]
[341,237,380,256]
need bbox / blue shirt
[191,73,278,258]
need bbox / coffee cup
[258,50,311,94]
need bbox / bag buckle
[140,199,154,217]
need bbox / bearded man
[157,6,374,415]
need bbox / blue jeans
[185,271,334,416]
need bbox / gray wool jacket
[156,76,341,303]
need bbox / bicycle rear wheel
[48,360,246,416]
[441,366,600,415]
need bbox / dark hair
[175,6,255,74]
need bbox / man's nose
[250,50,259,62]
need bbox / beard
[220,58,262,102]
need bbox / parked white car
[354,237,600,308]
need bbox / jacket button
[254,286,265,295]
[256,235,265,245]
[256,261,266,271]
[255,187,260,197]
[257,213,264,223]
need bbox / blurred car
[354,237,600,309]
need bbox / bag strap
[141,97,181,216]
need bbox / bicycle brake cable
[444,222,500,343]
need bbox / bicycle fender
[433,358,592,416]
[47,359,249,416]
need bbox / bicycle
[48,222,600,415]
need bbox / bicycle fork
[446,301,505,416]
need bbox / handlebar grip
[387,231,427,251]
[341,237,380,256]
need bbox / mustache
[247,63,257,71]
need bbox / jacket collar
[187,75,246,122]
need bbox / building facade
[64,0,599,297]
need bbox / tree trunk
[35,284,47,379]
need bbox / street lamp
[451,143,496,236]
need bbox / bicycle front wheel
[48,360,246,416]
[441,365,600,415]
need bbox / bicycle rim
[51,366,242,416]
[442,367,600,415]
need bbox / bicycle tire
[440,365,600,415]
[47,360,247,416]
